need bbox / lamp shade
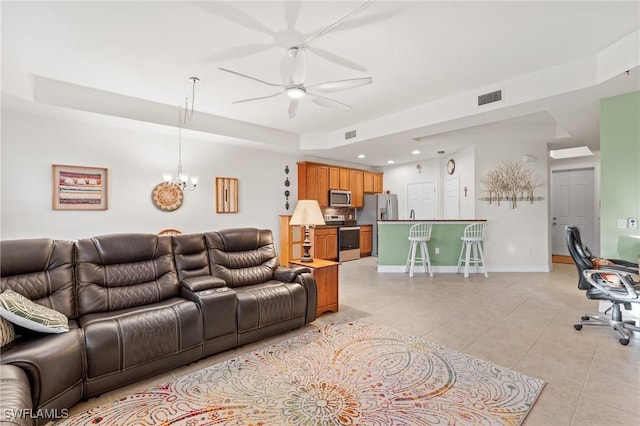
[289,200,326,226]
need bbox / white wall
[475,141,551,272]
[380,158,440,219]
[1,110,300,240]
[382,141,550,272]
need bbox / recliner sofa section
[0,229,317,425]
[0,239,84,424]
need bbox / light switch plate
[629,218,638,230]
[618,219,627,229]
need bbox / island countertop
[378,219,486,224]
[376,220,487,273]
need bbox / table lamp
[289,200,326,262]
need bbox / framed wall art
[52,164,109,210]
[216,177,238,213]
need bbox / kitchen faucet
[409,209,415,220]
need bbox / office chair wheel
[574,324,583,330]
[619,338,630,345]
[581,315,590,321]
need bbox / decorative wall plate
[152,182,183,211]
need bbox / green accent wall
[600,91,640,261]
[378,223,469,266]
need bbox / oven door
[339,226,360,262]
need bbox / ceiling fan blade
[299,0,373,48]
[306,46,368,72]
[321,9,405,34]
[307,77,373,93]
[307,92,352,111]
[232,91,283,104]
[284,1,301,30]
[218,68,284,88]
[194,2,275,36]
[289,48,307,85]
[288,99,299,118]
[206,44,275,62]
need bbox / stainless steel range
[324,214,360,262]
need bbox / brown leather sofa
[0,228,317,425]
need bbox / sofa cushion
[76,233,179,315]
[0,238,76,319]
[205,229,279,288]
[235,281,307,333]
[80,297,203,397]
[0,289,69,334]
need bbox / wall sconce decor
[479,159,545,209]
[284,165,291,210]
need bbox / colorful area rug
[58,320,544,425]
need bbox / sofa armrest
[0,364,33,426]
[274,266,312,283]
[180,287,237,343]
[295,272,317,323]
[180,276,227,292]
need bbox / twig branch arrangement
[479,160,545,208]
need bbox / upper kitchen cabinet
[329,167,340,190]
[298,161,383,206]
[339,169,350,190]
[298,162,329,207]
[350,170,364,208]
[364,171,384,194]
[373,173,383,193]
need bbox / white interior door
[551,168,596,256]
[443,176,459,219]
[407,182,436,219]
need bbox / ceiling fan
[218,1,375,118]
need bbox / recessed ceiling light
[412,150,420,155]
[357,154,366,159]
[387,160,395,164]
[549,146,593,159]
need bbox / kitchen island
[377,220,487,273]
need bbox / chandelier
[163,76,199,191]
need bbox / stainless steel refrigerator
[358,193,398,256]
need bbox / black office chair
[565,226,640,345]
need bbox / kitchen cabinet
[373,173,384,193]
[298,162,383,207]
[298,163,329,207]
[363,171,374,193]
[339,169,350,190]
[329,167,340,189]
[360,225,373,256]
[279,215,304,266]
[350,170,364,208]
[289,258,339,317]
[311,227,338,261]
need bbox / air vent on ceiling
[477,89,503,106]
[345,130,357,140]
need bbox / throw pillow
[0,289,69,334]
[0,316,15,347]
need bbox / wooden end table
[289,258,340,317]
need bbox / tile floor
[66,257,640,425]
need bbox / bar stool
[457,223,488,278]
[405,223,433,278]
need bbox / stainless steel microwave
[329,190,351,207]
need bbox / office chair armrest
[608,259,639,271]
[583,269,639,301]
